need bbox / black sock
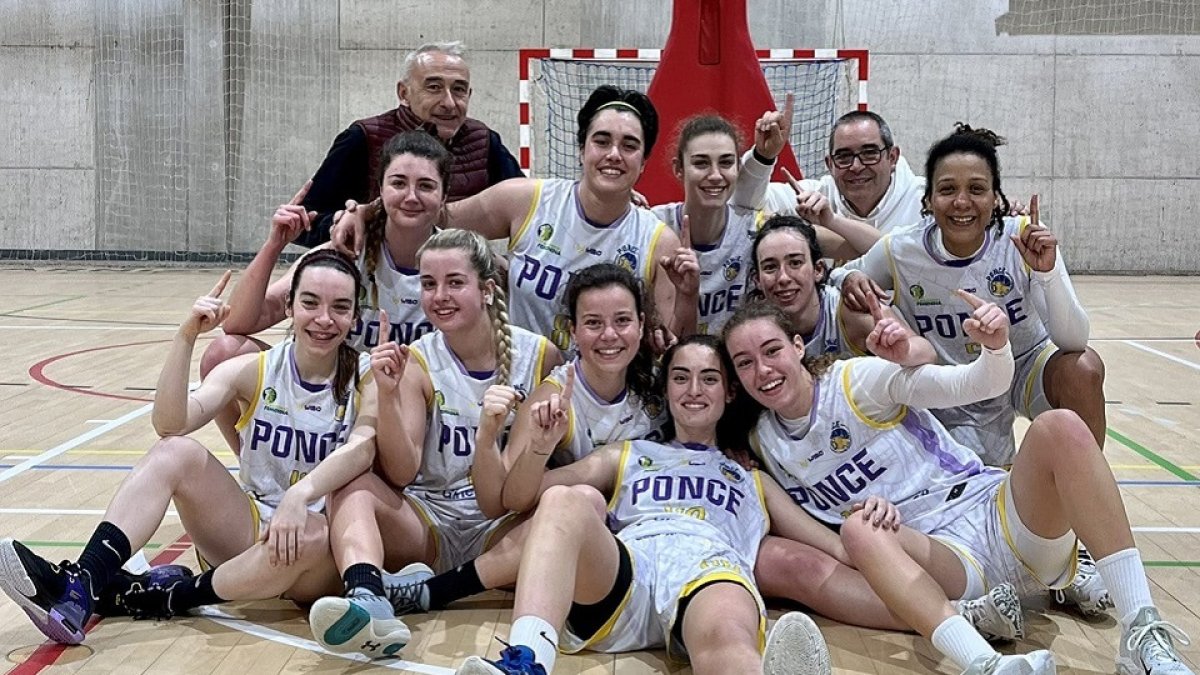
[168,568,224,613]
[343,563,385,597]
[425,560,484,610]
[76,521,131,597]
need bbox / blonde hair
[416,229,513,385]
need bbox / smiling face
[752,229,823,319]
[418,248,492,333]
[826,118,899,215]
[725,317,811,419]
[665,343,731,434]
[675,131,738,210]
[580,109,647,197]
[927,151,996,257]
[398,51,471,141]
[288,264,357,355]
[571,283,643,376]
[380,153,445,233]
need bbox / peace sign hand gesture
[1010,195,1057,273]
[183,270,233,339]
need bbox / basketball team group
[0,42,1192,675]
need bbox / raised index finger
[679,214,692,250]
[289,180,313,206]
[561,361,575,403]
[781,167,803,195]
[210,269,233,298]
[1029,193,1040,229]
[780,92,795,130]
[866,291,885,323]
[378,308,393,345]
[954,288,986,310]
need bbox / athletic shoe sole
[764,611,831,675]
[0,538,85,644]
[455,655,505,674]
[309,596,410,659]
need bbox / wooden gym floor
[0,268,1197,674]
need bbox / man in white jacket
[739,111,924,234]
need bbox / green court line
[1143,561,1200,568]
[2,295,87,315]
[1107,428,1198,482]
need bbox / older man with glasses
[737,110,925,235]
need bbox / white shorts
[560,532,766,661]
[933,341,1058,466]
[404,492,513,574]
[931,474,1077,599]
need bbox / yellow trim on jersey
[929,534,989,591]
[644,222,667,282]
[753,208,767,231]
[995,477,1078,590]
[836,301,870,357]
[407,345,434,412]
[562,538,637,653]
[560,398,577,451]
[670,572,767,659]
[752,470,771,532]
[509,179,544,252]
[841,361,906,429]
[403,493,442,568]
[533,336,550,381]
[607,441,635,511]
[234,351,268,432]
[1020,342,1056,417]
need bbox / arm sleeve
[294,125,371,248]
[837,237,894,290]
[732,149,774,210]
[487,131,526,184]
[1027,255,1090,351]
[848,342,1015,419]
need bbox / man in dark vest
[293,41,523,248]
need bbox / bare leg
[755,535,907,630]
[199,334,269,453]
[1041,348,1106,448]
[211,512,342,603]
[326,472,434,572]
[679,582,763,675]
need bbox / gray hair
[401,42,468,83]
[828,110,895,153]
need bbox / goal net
[519,49,868,183]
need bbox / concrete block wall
[2,0,1197,271]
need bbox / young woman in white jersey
[332,85,698,350]
[453,335,842,675]
[201,131,446,449]
[307,229,562,658]
[746,214,937,365]
[651,115,883,337]
[0,251,380,643]
[838,124,1106,465]
[723,301,1193,675]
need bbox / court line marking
[0,403,153,485]
[1106,428,1198,482]
[1123,340,1200,373]
[196,607,455,675]
[0,508,179,517]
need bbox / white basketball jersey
[803,285,861,359]
[653,202,763,336]
[749,359,1005,534]
[508,179,667,350]
[235,340,371,509]
[608,439,769,566]
[543,361,668,465]
[406,326,552,522]
[346,242,433,351]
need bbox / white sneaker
[962,650,1056,674]
[1117,606,1194,675]
[383,562,434,615]
[1053,552,1113,617]
[957,583,1024,641]
[763,611,831,675]
[309,590,411,659]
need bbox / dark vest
[354,106,492,203]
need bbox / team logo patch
[615,244,639,273]
[537,222,554,242]
[986,268,1014,297]
[908,284,924,300]
[830,421,852,453]
[638,455,654,469]
[263,387,277,403]
[719,460,744,483]
[723,256,743,282]
[334,403,347,421]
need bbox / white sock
[509,615,559,673]
[931,615,995,670]
[1095,548,1154,625]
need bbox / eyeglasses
[829,146,891,169]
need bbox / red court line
[5,534,193,675]
[28,339,171,402]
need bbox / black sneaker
[96,564,195,619]
[0,538,94,644]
